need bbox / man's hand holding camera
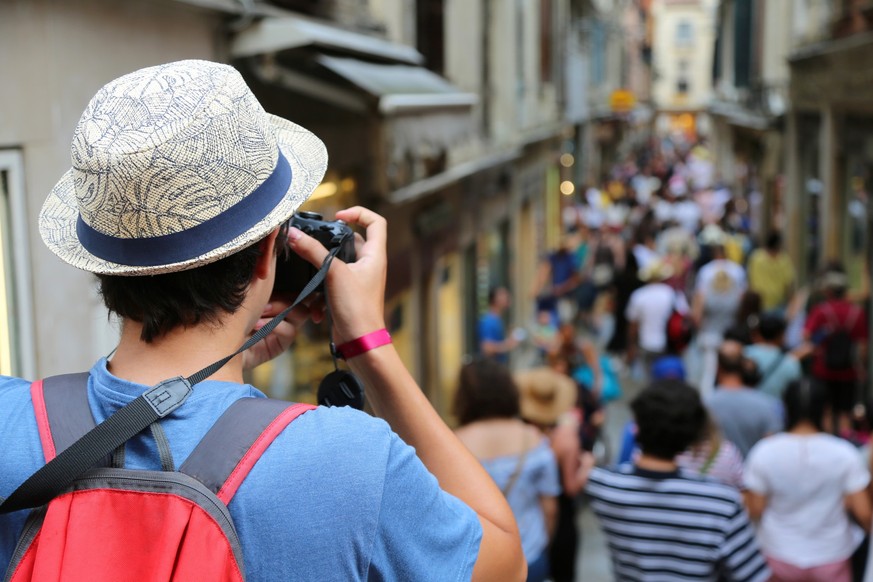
[288,206,388,346]
[243,206,388,371]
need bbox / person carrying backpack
[804,271,869,437]
[0,61,524,582]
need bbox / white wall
[0,0,224,377]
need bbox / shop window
[540,0,553,85]
[416,0,445,74]
[842,129,873,291]
[798,117,822,280]
[0,150,33,377]
[434,256,463,419]
[733,0,753,88]
[463,245,479,356]
[676,20,694,46]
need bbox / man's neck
[107,315,254,386]
[716,376,746,390]
[635,454,678,473]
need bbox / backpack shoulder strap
[179,398,315,504]
[31,373,96,462]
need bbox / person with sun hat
[0,60,523,581]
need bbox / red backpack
[2,373,314,581]
[665,291,694,353]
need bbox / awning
[389,149,521,205]
[232,16,424,65]
[234,16,479,201]
[709,100,771,131]
[316,56,477,115]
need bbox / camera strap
[0,247,344,514]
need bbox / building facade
[650,0,719,139]
[784,0,873,288]
[708,0,792,241]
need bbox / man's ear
[254,229,281,280]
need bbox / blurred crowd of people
[469,137,873,581]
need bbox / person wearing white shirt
[745,380,871,582]
[626,261,687,379]
[690,237,747,396]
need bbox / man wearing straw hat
[0,61,523,581]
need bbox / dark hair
[631,380,706,459]
[758,314,787,342]
[737,290,762,326]
[765,231,783,251]
[717,347,745,376]
[488,287,505,305]
[723,325,751,345]
[98,226,289,343]
[783,378,827,431]
[453,359,520,426]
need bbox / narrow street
[576,363,640,581]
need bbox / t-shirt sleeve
[843,446,871,494]
[742,444,769,494]
[368,432,482,582]
[625,292,640,322]
[804,306,824,338]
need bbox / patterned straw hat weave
[39,60,328,275]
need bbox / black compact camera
[274,211,356,295]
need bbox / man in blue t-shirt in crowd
[0,60,524,582]
[478,287,519,364]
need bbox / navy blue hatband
[76,151,292,267]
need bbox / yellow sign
[610,89,636,113]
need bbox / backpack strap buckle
[144,377,192,418]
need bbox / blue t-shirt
[743,344,801,399]
[478,312,507,364]
[480,439,560,563]
[0,360,481,581]
[548,251,577,291]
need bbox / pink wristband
[334,329,392,360]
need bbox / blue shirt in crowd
[478,312,508,363]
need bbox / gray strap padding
[179,398,295,495]
[42,373,97,455]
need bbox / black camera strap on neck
[1,246,347,514]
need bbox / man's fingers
[353,232,366,257]
[289,226,330,268]
[335,207,387,259]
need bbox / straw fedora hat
[514,368,577,426]
[39,60,327,275]
[638,259,674,283]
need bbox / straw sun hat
[638,259,674,283]
[514,368,577,426]
[39,60,328,275]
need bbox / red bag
[4,374,314,581]
[665,292,694,353]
